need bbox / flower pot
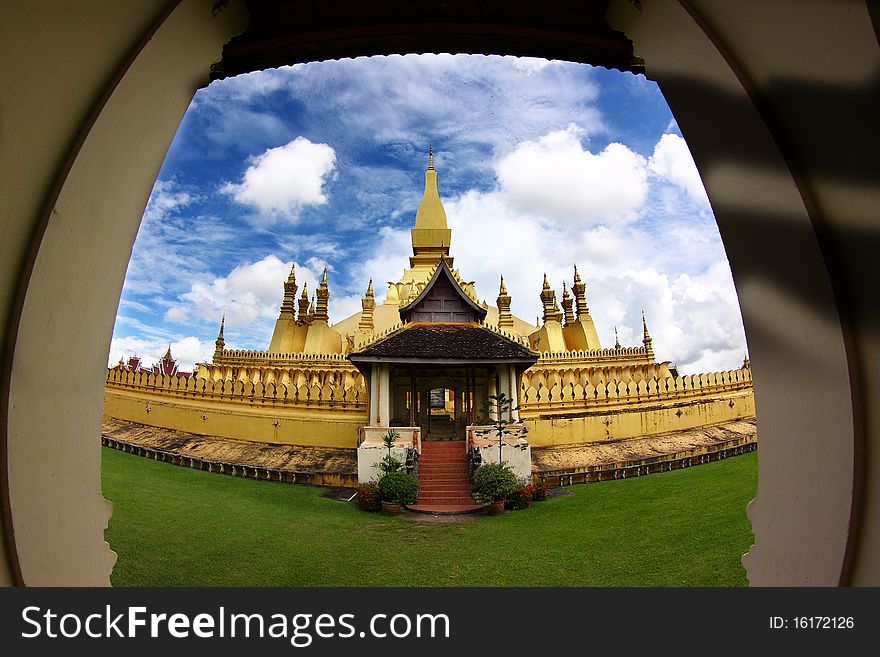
[486,500,505,516]
[381,501,401,516]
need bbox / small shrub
[356,482,381,512]
[506,483,533,510]
[471,463,518,504]
[378,471,420,505]
[374,453,404,476]
[532,480,550,502]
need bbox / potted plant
[377,471,420,516]
[356,482,381,512]
[373,429,404,478]
[471,462,518,515]
[476,393,520,464]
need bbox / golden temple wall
[104,360,754,451]
[520,365,755,446]
[104,367,367,448]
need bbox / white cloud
[141,179,195,224]
[356,227,413,304]
[223,137,337,218]
[496,125,649,225]
[161,255,353,353]
[108,335,215,371]
[648,133,710,205]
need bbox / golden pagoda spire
[561,281,574,325]
[540,274,559,324]
[297,282,309,323]
[313,268,330,323]
[410,146,452,267]
[213,314,225,362]
[279,262,297,319]
[497,275,513,328]
[358,278,376,332]
[642,310,654,359]
[572,264,589,319]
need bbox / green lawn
[102,447,757,587]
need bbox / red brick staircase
[406,440,484,514]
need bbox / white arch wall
[1,0,877,585]
[609,0,879,585]
[0,0,247,585]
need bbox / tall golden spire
[358,278,376,332]
[410,147,452,267]
[497,275,514,328]
[642,310,654,360]
[572,264,589,319]
[279,262,297,319]
[213,314,225,362]
[297,283,310,323]
[539,274,563,324]
[313,268,330,323]
[561,281,574,325]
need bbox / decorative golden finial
[279,262,298,318]
[213,314,226,362]
[561,281,574,325]
[297,283,310,323]
[314,269,330,323]
[428,144,434,170]
[642,310,654,358]
[497,274,513,329]
[572,263,588,319]
[366,278,374,297]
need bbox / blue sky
[110,54,747,374]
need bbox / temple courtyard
[102,445,757,587]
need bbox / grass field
[102,447,757,587]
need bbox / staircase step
[417,497,478,505]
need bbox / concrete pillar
[369,367,378,425]
[377,364,390,428]
[509,365,520,422]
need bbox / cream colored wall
[0,0,247,585]
[609,0,877,585]
[524,388,755,447]
[105,388,365,448]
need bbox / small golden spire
[213,314,225,362]
[561,281,574,325]
[428,144,434,170]
[497,274,513,329]
[297,283,309,323]
[366,278,374,297]
[642,310,654,358]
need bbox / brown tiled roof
[350,323,538,362]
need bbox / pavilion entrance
[387,365,493,441]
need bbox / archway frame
[2,0,874,585]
